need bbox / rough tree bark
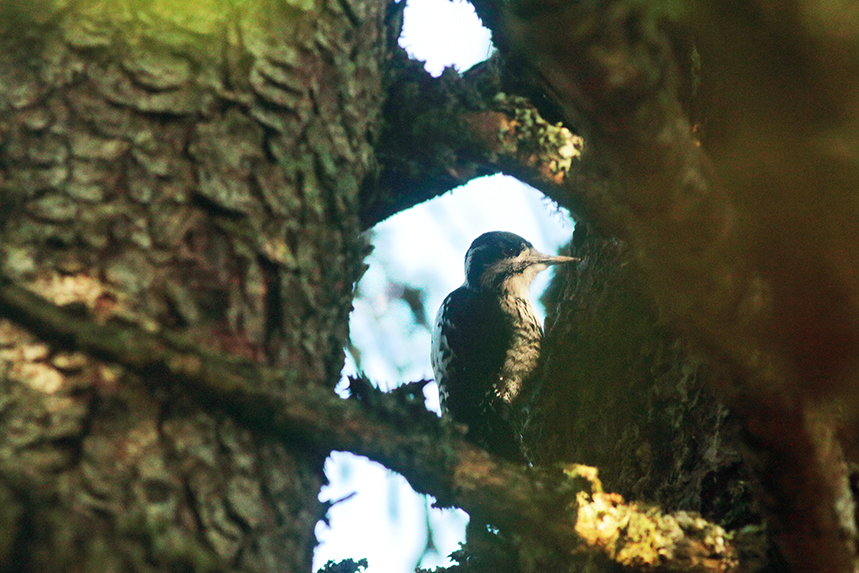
[0,1,383,570]
[1,0,858,573]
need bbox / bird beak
[540,254,579,266]
[530,251,579,266]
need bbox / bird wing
[432,287,511,423]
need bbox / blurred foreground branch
[456,1,859,571]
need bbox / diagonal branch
[0,277,758,572]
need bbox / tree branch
[362,52,584,228]
[0,277,759,572]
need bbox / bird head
[463,231,578,295]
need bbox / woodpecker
[431,231,578,461]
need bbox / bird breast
[495,295,543,405]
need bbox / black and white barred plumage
[431,231,577,461]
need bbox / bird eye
[502,246,518,257]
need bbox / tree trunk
[527,227,775,571]
[0,1,384,570]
